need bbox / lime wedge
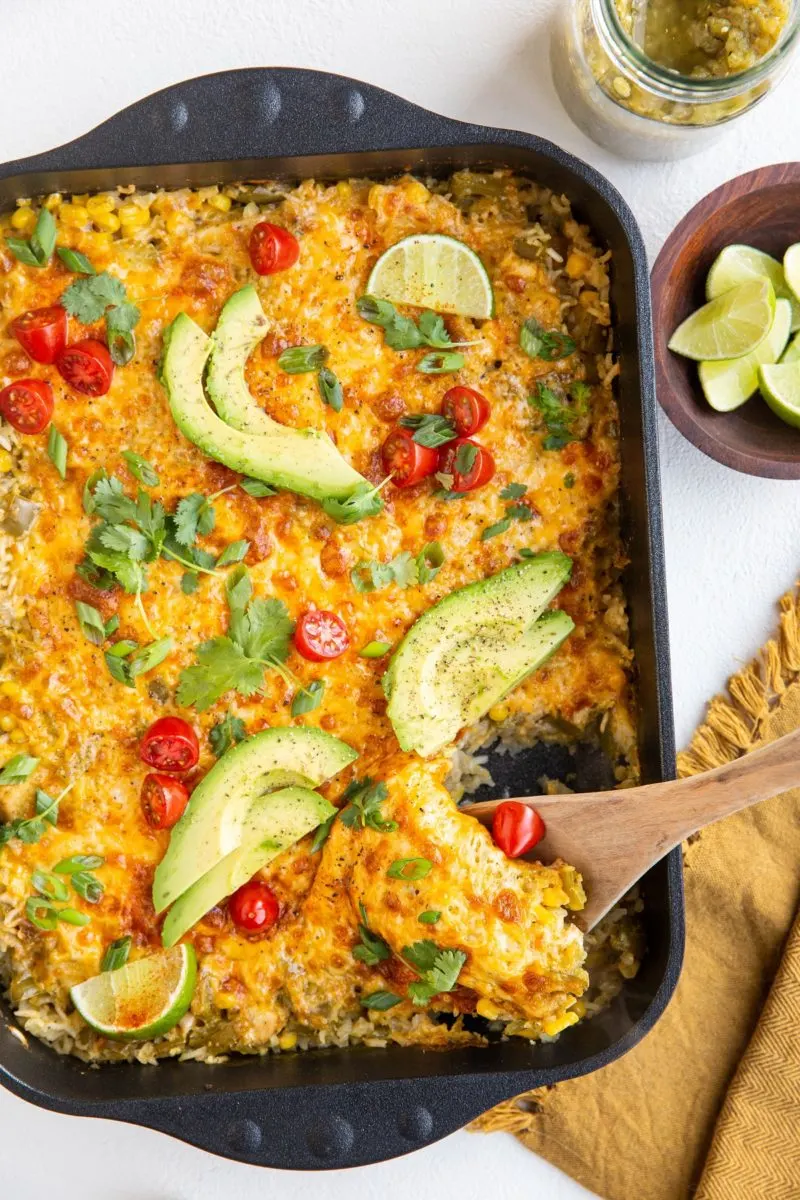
[70,944,196,1040]
[707,243,800,331]
[699,298,792,412]
[366,233,494,318]
[781,332,800,364]
[782,244,800,330]
[759,362,800,429]
[668,278,775,362]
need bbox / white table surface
[3,1,800,1195]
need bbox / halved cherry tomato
[249,221,300,275]
[141,772,190,830]
[294,609,350,661]
[229,880,280,932]
[441,386,490,437]
[56,339,114,396]
[11,305,68,365]
[437,437,496,492]
[381,427,438,488]
[492,801,546,858]
[139,716,199,772]
[0,379,54,434]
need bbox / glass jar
[551,0,800,160]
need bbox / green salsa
[621,0,790,77]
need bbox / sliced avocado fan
[162,785,335,947]
[383,552,574,757]
[153,726,356,914]
[159,288,378,508]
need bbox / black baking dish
[0,68,681,1170]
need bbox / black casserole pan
[0,68,682,1170]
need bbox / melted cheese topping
[0,173,635,1061]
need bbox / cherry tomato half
[437,437,496,492]
[294,609,350,661]
[249,221,300,275]
[492,801,546,858]
[56,338,114,397]
[229,880,280,932]
[0,379,54,434]
[441,386,490,437]
[141,772,190,830]
[139,716,199,772]
[381,427,438,488]
[11,305,68,365]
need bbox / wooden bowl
[652,162,800,479]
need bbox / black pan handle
[114,1071,520,1171]
[0,67,479,183]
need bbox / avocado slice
[383,552,575,757]
[161,785,334,947]
[206,285,278,437]
[159,306,369,501]
[152,727,356,913]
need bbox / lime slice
[759,362,800,429]
[781,332,800,364]
[668,278,775,362]
[782,244,800,330]
[699,298,792,412]
[366,233,494,318]
[707,244,800,331]
[70,944,196,1040]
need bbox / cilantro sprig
[320,478,388,526]
[402,940,467,1006]
[351,542,444,593]
[176,565,295,711]
[356,296,476,370]
[529,381,591,451]
[354,904,391,966]
[311,776,396,853]
[208,711,246,758]
[62,271,140,366]
[519,317,576,363]
[0,781,75,852]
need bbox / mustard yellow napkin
[472,588,800,1200]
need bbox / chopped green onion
[359,641,392,658]
[387,857,432,881]
[47,426,68,479]
[278,345,328,373]
[101,935,132,971]
[416,352,464,375]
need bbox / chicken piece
[349,756,588,1023]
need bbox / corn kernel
[475,998,501,1020]
[214,991,241,1010]
[71,193,89,206]
[165,211,192,236]
[9,728,26,744]
[0,715,16,732]
[542,1011,580,1037]
[533,903,556,925]
[0,681,21,698]
[118,203,150,231]
[43,193,62,211]
[207,193,231,213]
[278,1031,298,1051]
[92,209,121,233]
[59,203,90,228]
[542,886,569,908]
[565,251,592,279]
[10,207,36,234]
[404,179,430,205]
[86,194,115,217]
[570,999,587,1019]
[0,449,14,473]
[488,703,509,723]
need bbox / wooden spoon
[464,726,800,931]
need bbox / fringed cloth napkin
[472,588,800,1199]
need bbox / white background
[2,1,800,1196]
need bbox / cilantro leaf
[481,518,512,541]
[338,777,396,833]
[176,637,264,711]
[519,317,576,362]
[402,941,467,1006]
[399,412,457,448]
[62,271,126,323]
[353,904,391,966]
[91,475,138,524]
[350,542,444,593]
[208,711,246,757]
[234,597,293,663]
[320,480,385,526]
[499,482,527,501]
[529,381,589,451]
[0,754,39,786]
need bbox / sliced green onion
[359,641,392,658]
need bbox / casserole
[0,67,681,1169]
